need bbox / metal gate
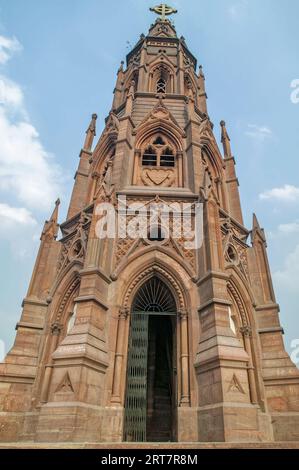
[124,312,149,442]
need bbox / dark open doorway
[147,314,176,442]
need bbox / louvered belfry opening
[124,277,177,442]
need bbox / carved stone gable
[221,216,250,279]
[103,112,119,136]
[57,212,91,274]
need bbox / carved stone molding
[54,277,80,325]
[178,309,188,321]
[119,307,130,319]
[51,322,63,336]
[221,216,250,279]
[227,282,248,327]
[240,326,253,338]
[57,213,90,274]
[123,265,185,311]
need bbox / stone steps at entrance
[147,387,172,442]
[1,442,299,449]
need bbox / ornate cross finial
[150,3,178,21]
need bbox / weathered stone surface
[0,13,298,446]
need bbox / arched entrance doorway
[124,277,177,442]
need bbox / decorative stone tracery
[123,265,185,312]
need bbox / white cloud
[260,185,299,203]
[0,107,63,210]
[274,244,299,293]
[0,35,64,213]
[0,75,24,109]
[0,35,22,65]
[278,221,299,234]
[0,203,37,227]
[245,124,272,140]
[0,202,39,258]
[228,0,248,20]
[0,33,64,258]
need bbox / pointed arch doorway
[124,277,177,442]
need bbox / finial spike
[41,199,60,241]
[220,120,232,158]
[84,113,97,150]
[252,213,267,244]
[253,213,260,230]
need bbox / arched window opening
[147,225,166,243]
[142,136,176,168]
[135,131,183,188]
[142,146,157,166]
[152,65,171,94]
[160,147,175,167]
[153,136,165,146]
[157,77,167,94]
[133,277,176,313]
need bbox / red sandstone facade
[0,16,299,444]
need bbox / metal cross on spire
[150,4,178,21]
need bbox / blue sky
[0,0,298,360]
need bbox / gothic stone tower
[1,8,299,445]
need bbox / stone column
[170,74,174,93]
[177,151,183,187]
[240,326,258,405]
[111,308,129,404]
[179,309,190,406]
[90,172,100,203]
[133,151,141,185]
[149,73,153,92]
[85,238,102,268]
[40,322,63,404]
